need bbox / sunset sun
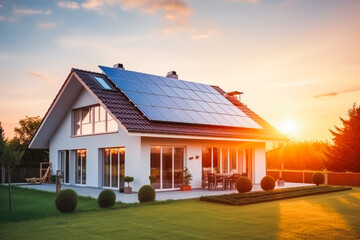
[279,119,299,136]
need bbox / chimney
[113,63,124,69]
[225,91,244,102]
[166,71,178,79]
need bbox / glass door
[151,146,184,190]
[60,151,69,184]
[103,148,125,188]
[75,150,86,185]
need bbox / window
[94,76,113,90]
[202,147,251,174]
[73,105,117,136]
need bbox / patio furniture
[25,162,52,184]
[228,173,241,190]
[202,169,211,189]
[207,173,215,189]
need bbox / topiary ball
[98,189,116,208]
[55,189,78,213]
[236,177,252,193]
[312,172,325,186]
[138,185,156,203]
[260,175,275,191]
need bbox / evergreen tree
[325,103,360,172]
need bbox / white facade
[46,83,267,192]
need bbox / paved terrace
[19,182,314,203]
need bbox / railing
[267,169,360,187]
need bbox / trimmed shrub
[138,185,156,203]
[55,189,78,213]
[98,189,116,208]
[261,175,276,191]
[119,187,124,193]
[312,172,325,186]
[236,177,252,193]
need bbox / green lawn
[1,185,360,240]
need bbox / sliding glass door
[150,146,184,190]
[103,148,125,188]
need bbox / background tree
[0,122,6,183]
[0,140,24,211]
[325,103,360,172]
[13,116,48,168]
[267,141,328,170]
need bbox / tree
[325,103,360,172]
[0,122,6,183]
[0,140,24,211]
[267,141,328,170]
[13,116,48,167]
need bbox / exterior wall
[49,89,142,190]
[141,137,267,189]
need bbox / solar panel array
[99,66,262,129]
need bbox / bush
[119,187,124,193]
[138,185,156,203]
[123,176,134,187]
[98,189,116,208]
[55,189,78,213]
[236,177,252,193]
[312,172,325,186]
[261,175,275,191]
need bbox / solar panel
[99,65,262,129]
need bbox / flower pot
[277,179,285,187]
[180,185,191,191]
[124,187,132,194]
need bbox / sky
[0,0,359,141]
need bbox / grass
[200,185,352,205]
[1,185,360,239]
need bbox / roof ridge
[72,68,104,76]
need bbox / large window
[75,150,86,185]
[150,146,184,190]
[103,148,125,188]
[202,147,253,174]
[73,105,117,136]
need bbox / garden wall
[267,170,360,187]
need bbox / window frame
[72,104,118,136]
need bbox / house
[29,64,287,191]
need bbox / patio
[19,182,314,203]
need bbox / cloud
[0,4,3,8]
[38,22,57,29]
[14,8,52,15]
[28,70,57,85]
[81,0,192,26]
[0,15,4,21]
[57,1,80,10]
[314,87,360,98]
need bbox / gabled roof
[29,67,287,149]
[73,68,287,141]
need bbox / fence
[0,168,40,183]
[267,170,360,187]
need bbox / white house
[29,64,287,191]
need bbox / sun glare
[279,119,298,136]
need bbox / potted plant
[123,176,134,194]
[180,167,192,191]
[277,177,285,187]
[149,175,156,185]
